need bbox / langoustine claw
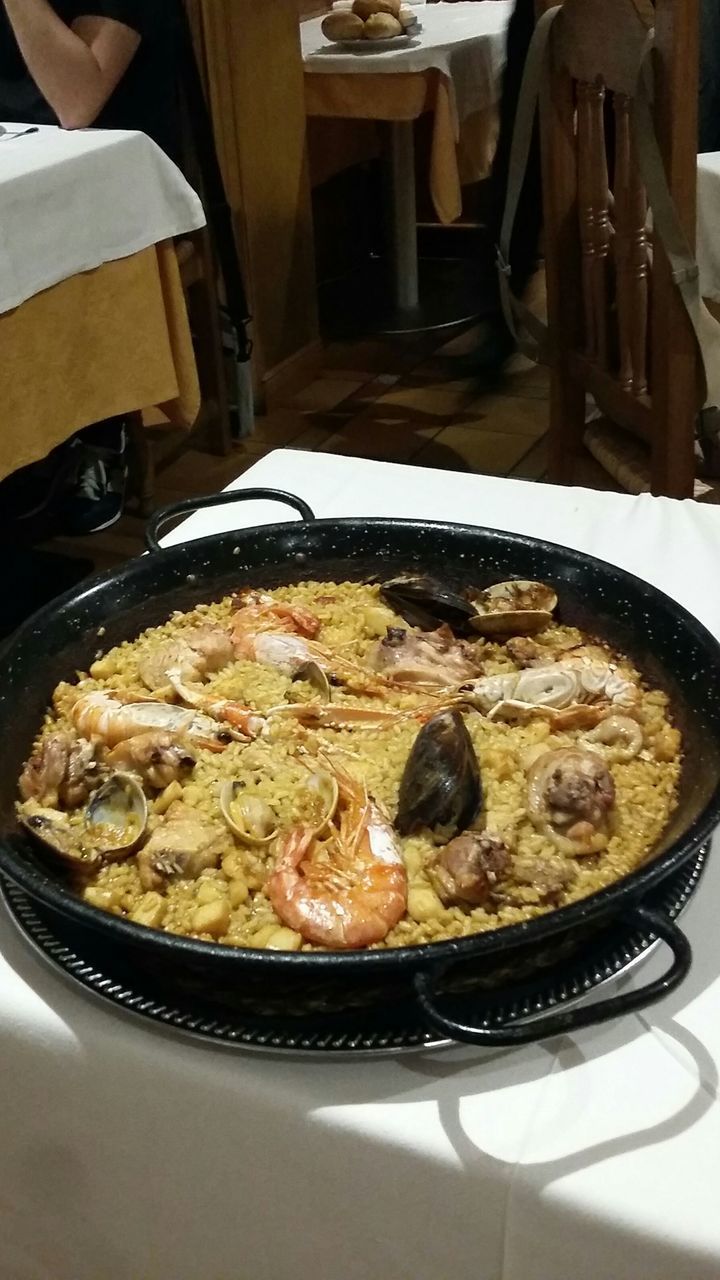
[166,671,266,739]
[584,715,644,763]
[268,701,441,731]
[266,762,407,948]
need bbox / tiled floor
[40,316,617,575]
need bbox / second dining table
[0,124,206,481]
[301,1,512,314]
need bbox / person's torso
[0,0,182,161]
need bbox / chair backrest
[538,0,701,497]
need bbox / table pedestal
[388,120,420,312]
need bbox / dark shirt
[0,0,182,161]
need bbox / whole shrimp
[230,592,386,696]
[231,591,321,641]
[266,763,407,948]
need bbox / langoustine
[460,654,640,727]
[70,690,258,750]
[231,593,387,697]
[266,762,407,948]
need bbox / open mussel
[468,580,557,636]
[19,771,148,870]
[396,708,482,840]
[379,576,477,634]
[220,782,278,845]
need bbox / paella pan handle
[144,488,316,553]
[413,905,691,1047]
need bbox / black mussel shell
[396,708,482,838]
[379,576,477,633]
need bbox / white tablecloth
[0,125,205,315]
[697,150,720,303]
[301,0,512,125]
[4,449,720,1280]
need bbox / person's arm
[2,0,140,130]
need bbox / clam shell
[220,783,278,845]
[292,660,331,702]
[303,768,340,836]
[19,771,147,869]
[84,772,148,859]
[19,807,103,870]
[469,580,557,636]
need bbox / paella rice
[16,577,682,951]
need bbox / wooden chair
[537,0,701,498]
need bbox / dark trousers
[489,0,541,295]
[699,0,720,151]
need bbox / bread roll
[398,5,418,29]
[364,12,403,38]
[353,0,400,15]
[322,10,365,40]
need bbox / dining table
[2,446,720,1280]
[301,1,512,317]
[0,124,206,481]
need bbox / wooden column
[190,0,321,406]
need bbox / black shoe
[0,441,75,526]
[58,429,128,536]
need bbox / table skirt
[0,242,200,481]
[305,68,498,224]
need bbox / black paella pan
[1,487,720,1047]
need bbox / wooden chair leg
[547,373,587,484]
[126,412,156,517]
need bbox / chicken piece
[505,636,543,668]
[510,854,576,903]
[368,625,480,688]
[106,732,196,790]
[137,801,226,891]
[430,832,509,906]
[19,732,96,809]
[186,626,235,673]
[138,626,234,692]
[544,753,615,828]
